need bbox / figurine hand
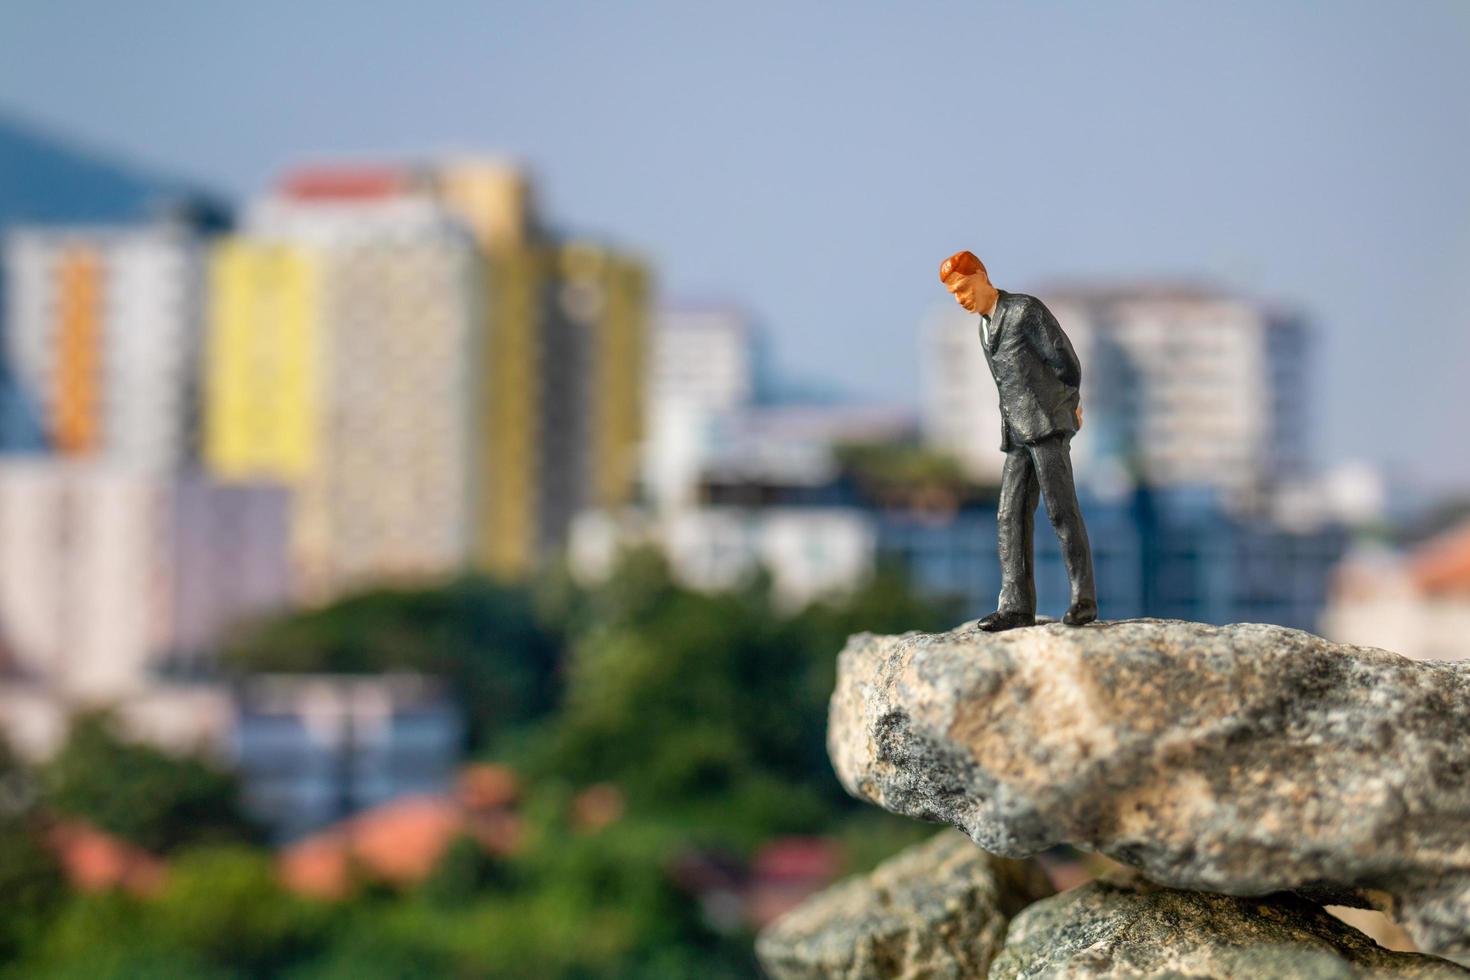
[1075,406,1083,430]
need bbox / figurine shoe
[976,610,1036,632]
[1063,598,1098,626]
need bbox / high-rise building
[205,161,649,591]
[478,240,648,572]
[1044,285,1310,507]
[207,177,481,599]
[0,461,290,701]
[3,225,205,468]
[651,306,755,415]
[642,306,756,509]
[433,159,536,249]
[923,285,1311,506]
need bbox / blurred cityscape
[0,104,1466,976]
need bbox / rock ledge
[828,619,1470,959]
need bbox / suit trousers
[996,433,1096,615]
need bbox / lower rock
[755,830,1053,979]
[990,875,1470,979]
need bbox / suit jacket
[981,289,1082,451]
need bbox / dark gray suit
[982,290,1096,616]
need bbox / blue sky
[2,1,1468,486]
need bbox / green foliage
[151,846,334,970]
[221,576,561,751]
[10,551,957,977]
[0,815,66,962]
[11,892,176,980]
[42,712,256,854]
[11,849,335,979]
[533,558,956,831]
[834,439,995,506]
[536,588,819,826]
[419,834,513,907]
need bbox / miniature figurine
[940,250,1097,630]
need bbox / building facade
[206,188,481,599]
[205,163,649,593]
[482,241,648,574]
[643,306,757,510]
[0,462,291,700]
[1044,285,1311,507]
[232,673,463,842]
[3,225,206,468]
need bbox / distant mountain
[0,111,230,229]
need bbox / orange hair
[939,250,985,283]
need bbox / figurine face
[945,271,986,313]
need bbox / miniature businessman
[940,250,1097,630]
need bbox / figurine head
[940,250,992,314]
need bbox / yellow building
[205,209,479,599]
[205,162,649,593]
[206,242,321,481]
[475,239,648,578]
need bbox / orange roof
[457,763,520,811]
[280,795,458,898]
[571,783,624,832]
[1409,521,1470,596]
[47,820,166,897]
[278,791,524,900]
[278,832,351,900]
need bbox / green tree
[221,576,561,751]
[150,846,333,972]
[530,553,956,837]
[419,835,513,907]
[43,712,256,854]
[0,732,65,962]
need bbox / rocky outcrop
[755,830,1053,979]
[990,874,1470,979]
[828,619,1470,959]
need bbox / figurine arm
[1033,303,1081,389]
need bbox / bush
[42,713,256,854]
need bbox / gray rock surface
[990,874,1470,979]
[828,619,1470,960]
[755,829,1053,979]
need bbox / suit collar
[984,289,1012,353]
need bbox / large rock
[755,829,1054,979]
[990,874,1470,978]
[828,619,1470,959]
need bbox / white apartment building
[644,306,757,509]
[1047,285,1309,506]
[0,462,292,701]
[3,225,205,469]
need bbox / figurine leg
[986,445,1040,630]
[1028,435,1097,625]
